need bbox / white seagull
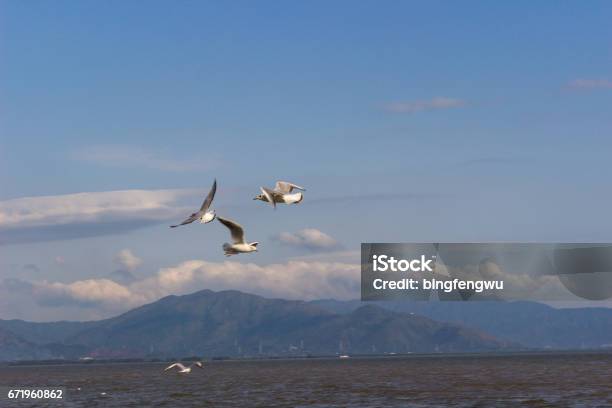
[170,179,217,228]
[217,216,259,256]
[254,181,306,209]
[164,361,203,373]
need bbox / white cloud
[384,97,466,113]
[273,228,340,251]
[0,190,189,229]
[114,249,142,272]
[72,145,218,172]
[3,259,361,317]
[33,279,138,308]
[568,78,612,90]
[134,259,359,301]
[0,189,196,244]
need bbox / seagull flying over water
[170,179,217,228]
[164,361,203,373]
[217,216,259,256]
[254,181,306,209]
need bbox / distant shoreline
[4,349,612,367]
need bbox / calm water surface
[1,353,611,407]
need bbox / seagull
[170,179,217,228]
[253,181,306,209]
[217,216,258,256]
[164,361,203,373]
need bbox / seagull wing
[199,179,217,212]
[274,181,305,193]
[217,217,246,244]
[165,363,187,371]
[260,187,277,209]
[169,213,198,228]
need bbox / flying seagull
[164,361,203,373]
[170,179,217,228]
[217,216,258,256]
[254,181,306,209]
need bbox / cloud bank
[1,259,360,319]
[0,189,196,244]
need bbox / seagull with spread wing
[170,179,217,228]
[217,216,259,256]
[164,361,203,373]
[253,181,306,209]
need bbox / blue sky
[1,1,612,320]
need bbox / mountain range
[0,290,516,361]
[3,289,612,362]
[312,299,612,349]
